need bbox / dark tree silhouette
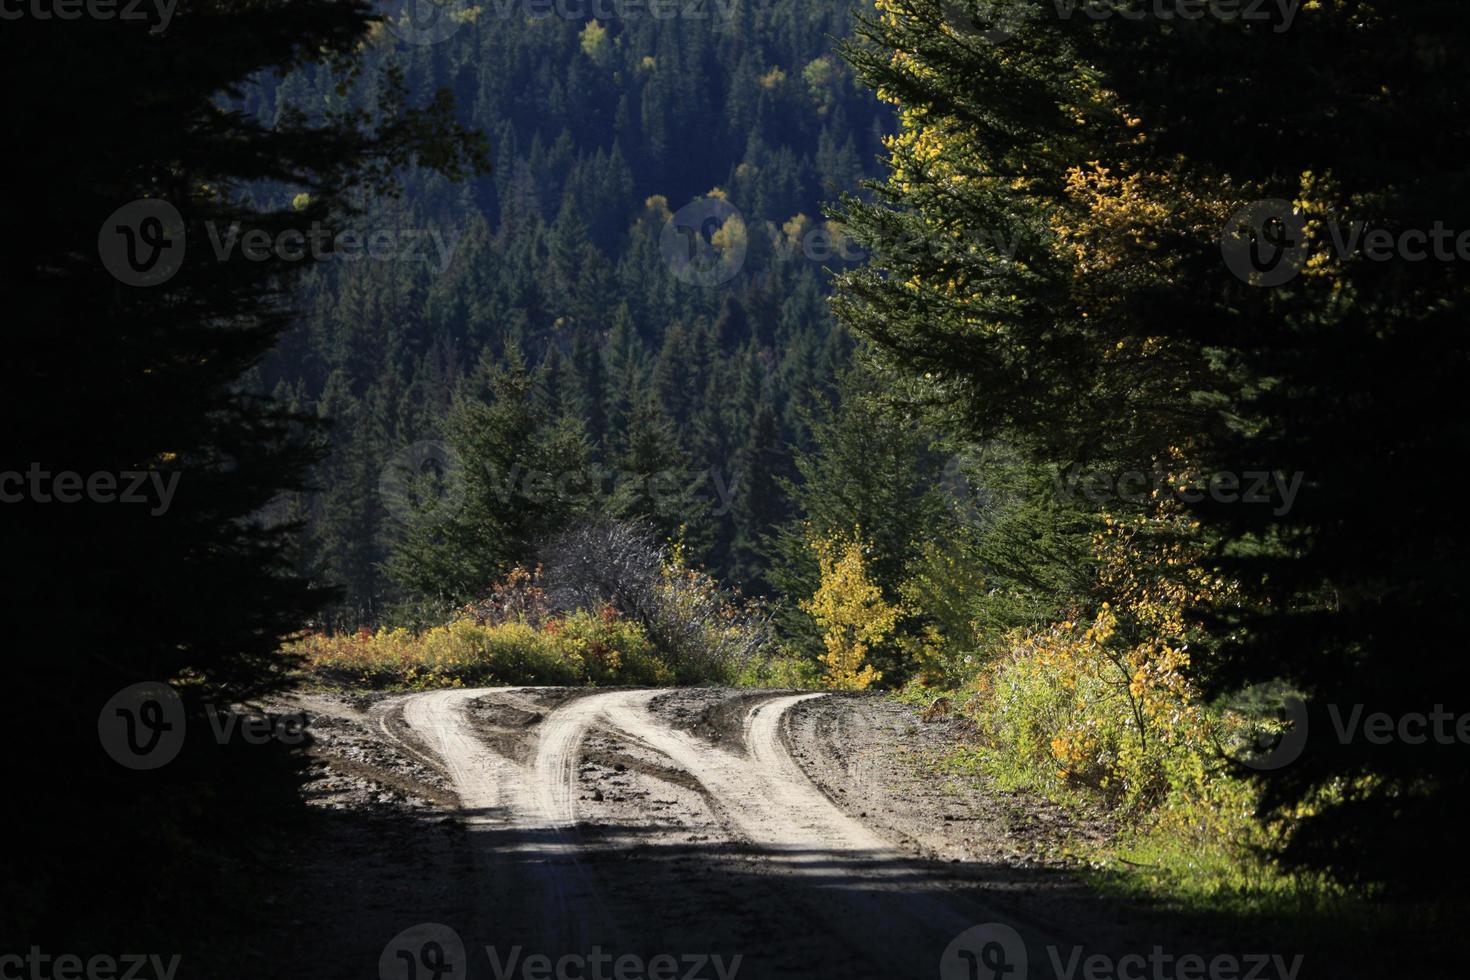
[0,1,486,949]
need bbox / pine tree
[728,396,790,596]
[385,349,591,608]
[604,306,648,442]
[570,330,609,453]
[837,0,1470,893]
[652,321,695,425]
[312,370,386,621]
[767,362,948,680]
[2,0,486,948]
[610,392,694,542]
[687,368,738,571]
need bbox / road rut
[378,688,1060,979]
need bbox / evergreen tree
[311,369,387,621]
[837,0,1470,893]
[609,392,694,542]
[652,320,695,425]
[728,396,791,597]
[386,350,591,607]
[2,0,485,949]
[767,362,948,680]
[570,329,609,452]
[226,0,893,617]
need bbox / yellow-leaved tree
[801,530,900,691]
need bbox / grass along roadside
[904,689,1461,976]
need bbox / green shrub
[735,647,823,689]
[549,609,673,686]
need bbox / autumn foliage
[801,530,900,691]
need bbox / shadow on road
[247,798,1401,980]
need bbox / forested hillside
[247,2,893,619]
[9,0,1465,970]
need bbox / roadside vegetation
[295,523,774,689]
[801,0,1468,947]
[23,0,1460,965]
[292,607,673,689]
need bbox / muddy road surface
[256,689,1300,980]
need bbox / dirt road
[270,689,1278,980]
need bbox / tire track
[594,691,891,856]
[381,687,1059,978]
[532,692,614,828]
[393,688,622,956]
[400,688,518,825]
[602,690,1059,979]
